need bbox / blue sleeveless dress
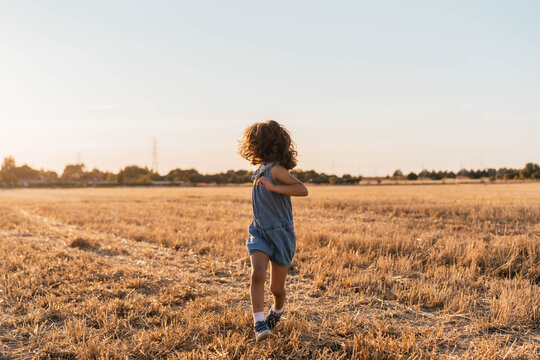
[247,162,296,266]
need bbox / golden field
[0,184,538,359]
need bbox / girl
[238,120,308,342]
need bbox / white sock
[272,306,284,314]
[253,311,265,324]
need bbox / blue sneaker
[264,310,283,330]
[254,320,271,342]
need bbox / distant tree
[418,170,430,178]
[1,157,41,185]
[166,168,203,183]
[500,168,519,180]
[106,173,117,182]
[407,172,418,180]
[61,164,86,181]
[291,169,332,184]
[40,170,59,183]
[430,171,443,180]
[520,163,540,179]
[469,169,487,179]
[86,168,107,181]
[338,174,361,184]
[149,171,166,181]
[119,165,150,183]
[1,156,15,172]
[457,169,468,177]
[13,165,40,180]
[340,174,353,184]
[1,157,17,185]
[223,170,251,184]
[188,172,206,183]
[393,169,403,178]
[136,174,152,185]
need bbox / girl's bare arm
[257,165,308,197]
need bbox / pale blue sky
[1,1,539,175]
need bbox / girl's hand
[256,176,275,191]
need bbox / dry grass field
[0,184,539,359]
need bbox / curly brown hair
[238,120,298,170]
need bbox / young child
[238,120,308,342]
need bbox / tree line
[0,156,539,187]
[392,163,540,181]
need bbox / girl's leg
[250,251,269,316]
[270,261,289,311]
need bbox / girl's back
[251,161,293,231]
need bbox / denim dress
[246,162,296,266]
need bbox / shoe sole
[256,329,271,342]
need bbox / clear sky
[1,1,539,176]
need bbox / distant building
[88,180,116,186]
[152,180,171,186]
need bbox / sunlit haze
[1,1,539,176]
